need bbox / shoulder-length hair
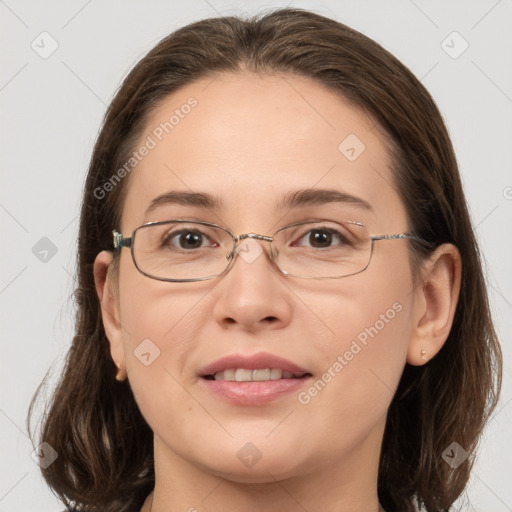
[28,8,502,512]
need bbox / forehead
[120,71,406,233]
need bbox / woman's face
[105,72,420,482]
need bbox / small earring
[115,368,126,381]
[421,349,427,361]
[114,361,126,381]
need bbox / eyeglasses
[112,219,426,282]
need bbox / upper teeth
[213,368,297,381]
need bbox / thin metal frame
[112,219,427,282]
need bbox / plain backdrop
[1,1,511,510]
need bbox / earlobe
[407,243,462,366]
[93,250,127,381]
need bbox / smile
[204,368,311,382]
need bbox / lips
[198,353,313,406]
[199,352,312,381]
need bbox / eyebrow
[145,190,221,217]
[280,188,373,212]
[144,188,373,217]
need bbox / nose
[212,236,293,333]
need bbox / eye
[293,227,355,249]
[161,229,215,250]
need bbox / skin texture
[93,72,461,512]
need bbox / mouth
[202,368,313,382]
[198,352,313,405]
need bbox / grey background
[1,0,511,510]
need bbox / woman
[28,8,502,512]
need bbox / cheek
[116,262,210,418]
[307,285,410,389]
[300,245,414,398]
[292,288,412,459]
[117,254,208,346]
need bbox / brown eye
[162,230,209,250]
[308,230,333,248]
[294,228,353,249]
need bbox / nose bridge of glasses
[226,232,276,264]
[234,233,274,243]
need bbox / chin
[188,440,311,483]
[204,460,303,484]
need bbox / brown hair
[27,8,502,512]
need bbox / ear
[93,250,127,380]
[407,243,462,366]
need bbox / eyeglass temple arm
[113,230,132,249]
[372,233,410,241]
[371,233,430,245]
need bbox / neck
[143,422,386,512]
[143,492,386,512]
